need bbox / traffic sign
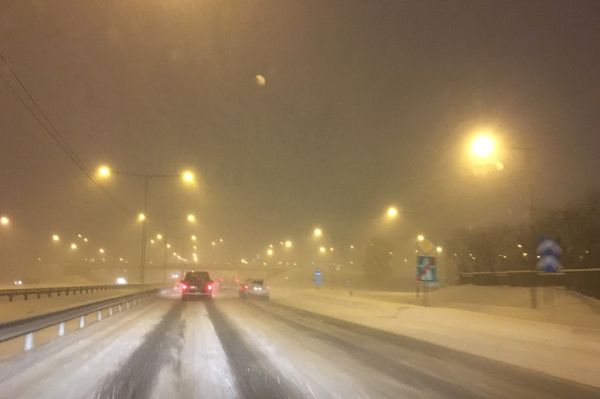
[314,270,322,277]
[418,239,434,254]
[314,277,324,285]
[416,256,438,282]
[537,237,562,272]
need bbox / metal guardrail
[0,288,160,350]
[0,284,159,302]
[458,268,600,300]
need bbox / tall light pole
[98,167,194,286]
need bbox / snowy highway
[0,289,599,399]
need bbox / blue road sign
[314,277,324,285]
[416,256,438,282]
[314,270,322,277]
[537,237,562,272]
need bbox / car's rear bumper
[182,292,211,298]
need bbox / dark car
[239,278,270,300]
[181,271,213,300]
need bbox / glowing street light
[387,207,398,217]
[99,248,105,253]
[285,240,292,248]
[98,166,110,177]
[212,242,216,245]
[436,247,443,253]
[138,213,145,221]
[187,214,195,222]
[320,247,326,253]
[314,228,322,237]
[166,244,171,248]
[267,249,273,255]
[417,235,424,242]
[470,134,496,159]
[71,243,77,249]
[52,235,60,241]
[0,216,9,225]
[182,171,194,182]
[157,234,162,240]
[191,235,196,241]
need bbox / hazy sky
[1,0,599,274]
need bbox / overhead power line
[0,52,132,216]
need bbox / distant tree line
[445,191,600,273]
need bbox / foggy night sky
[0,0,599,274]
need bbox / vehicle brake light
[244,284,248,290]
[267,286,270,289]
[206,284,213,291]
[235,278,239,282]
[182,283,188,291]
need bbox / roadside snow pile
[271,288,600,388]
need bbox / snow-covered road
[0,290,598,399]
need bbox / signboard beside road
[314,270,323,290]
[416,256,438,282]
[416,256,438,306]
[418,239,434,254]
[537,237,562,272]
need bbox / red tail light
[235,278,239,282]
[182,283,188,291]
[244,284,249,290]
[267,286,270,290]
[206,283,213,292]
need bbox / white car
[239,279,270,300]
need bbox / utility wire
[0,52,132,216]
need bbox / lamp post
[98,166,194,286]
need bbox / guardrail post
[118,304,122,312]
[37,293,41,299]
[24,333,34,351]
[58,322,65,337]
[79,316,85,328]
[57,290,60,297]
[48,292,51,298]
[97,310,102,321]
[8,295,12,302]
[109,307,113,316]
[66,289,69,296]
[24,294,28,301]
[126,301,130,309]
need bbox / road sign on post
[416,256,438,282]
[314,270,322,277]
[418,239,434,254]
[537,237,562,272]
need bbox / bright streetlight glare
[150,239,155,243]
[329,247,334,251]
[314,228,322,237]
[387,207,398,217]
[436,247,443,253]
[191,235,196,241]
[320,247,326,253]
[267,249,273,255]
[0,216,9,225]
[52,235,60,241]
[157,234,162,239]
[166,244,171,248]
[470,134,495,159]
[187,214,195,222]
[99,248,104,253]
[71,243,77,249]
[418,235,424,241]
[98,166,110,177]
[220,238,223,242]
[182,171,194,182]
[138,213,145,221]
[285,241,292,248]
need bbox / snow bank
[270,288,600,388]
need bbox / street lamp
[470,134,496,159]
[98,166,110,177]
[138,213,145,221]
[182,171,194,182]
[187,214,195,222]
[71,243,77,249]
[436,247,443,253]
[320,247,326,253]
[99,248,105,253]
[387,207,398,218]
[52,235,60,241]
[267,249,273,255]
[285,241,292,248]
[418,235,424,242]
[0,216,9,225]
[314,228,322,237]
[191,235,196,241]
